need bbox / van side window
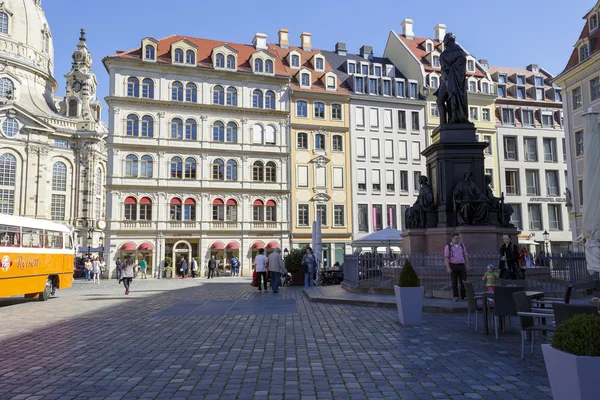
[0,225,20,247]
[22,228,43,248]
[45,231,63,249]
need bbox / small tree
[552,314,600,356]
[398,259,421,287]
[284,248,306,274]
[164,256,172,271]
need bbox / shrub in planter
[284,248,305,274]
[542,314,600,400]
[394,259,424,326]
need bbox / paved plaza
[0,278,552,400]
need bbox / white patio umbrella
[312,211,323,286]
[582,110,600,273]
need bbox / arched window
[125,154,138,177]
[171,81,183,101]
[291,54,300,67]
[301,73,310,86]
[52,162,67,190]
[0,77,14,99]
[226,199,238,221]
[184,157,196,179]
[184,198,196,221]
[68,99,78,117]
[265,161,276,182]
[296,100,307,117]
[186,50,195,65]
[170,198,182,220]
[314,102,325,119]
[127,77,140,97]
[124,197,137,220]
[174,49,184,63]
[252,124,263,144]
[227,55,236,69]
[212,198,224,221]
[297,132,308,149]
[140,155,153,178]
[145,45,155,60]
[185,119,197,140]
[170,118,183,139]
[226,159,237,181]
[265,91,276,109]
[126,114,139,136]
[141,115,154,137]
[315,133,326,150]
[139,197,152,220]
[185,83,197,102]
[0,12,9,35]
[266,200,277,221]
[141,78,154,98]
[170,157,183,178]
[265,125,276,145]
[253,199,264,221]
[253,161,264,181]
[212,159,224,180]
[252,89,263,108]
[226,87,237,106]
[213,85,224,105]
[332,135,343,151]
[215,53,225,68]
[0,153,15,215]
[254,58,263,72]
[265,60,274,73]
[213,121,224,142]
[226,122,237,143]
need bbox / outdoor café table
[482,291,544,335]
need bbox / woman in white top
[253,248,268,291]
[121,257,135,295]
[91,258,101,284]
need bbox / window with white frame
[432,55,440,68]
[396,81,405,97]
[572,87,582,109]
[591,13,599,31]
[399,140,408,160]
[409,82,418,98]
[469,80,476,93]
[398,110,406,130]
[544,138,557,162]
[430,103,439,117]
[354,76,364,93]
[358,204,368,232]
[430,76,439,89]
[357,168,367,191]
[369,108,379,128]
[580,44,590,62]
[502,108,515,125]
[525,170,540,195]
[399,170,408,192]
[333,205,345,226]
[333,167,344,188]
[300,73,310,87]
[385,139,394,160]
[372,169,381,192]
[356,137,366,158]
[370,138,380,159]
[383,80,392,96]
[315,166,326,187]
[347,61,356,74]
[361,64,369,75]
[298,204,309,226]
[548,204,562,230]
[386,170,395,193]
[481,81,489,94]
[291,54,300,68]
[315,57,324,71]
[413,171,421,192]
[505,170,519,195]
[368,78,378,94]
[504,137,518,160]
[591,77,600,101]
[356,107,365,126]
[485,169,494,188]
[482,108,491,121]
[522,109,534,126]
[469,107,478,121]
[314,102,325,119]
[509,204,521,230]
[467,59,475,72]
[327,75,336,90]
[412,142,421,162]
[384,109,393,129]
[546,170,560,196]
[483,135,492,155]
[575,130,584,156]
[411,112,419,132]
[528,204,543,230]
[297,165,309,187]
[535,87,545,101]
[317,204,327,226]
[332,135,343,151]
[315,133,326,150]
[524,137,538,161]
[331,104,342,120]
[297,100,307,117]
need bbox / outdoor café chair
[552,302,598,326]
[492,286,524,339]
[464,281,484,331]
[532,285,573,308]
[513,291,556,359]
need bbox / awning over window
[124,197,136,204]
[253,200,264,206]
[139,197,152,204]
[120,242,136,251]
[211,242,225,250]
[138,242,153,251]
[251,242,264,249]
[226,242,240,250]
[184,198,196,204]
[266,241,279,249]
[226,199,237,205]
[170,198,182,204]
[213,198,224,205]
[266,200,276,206]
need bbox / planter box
[291,272,304,286]
[394,285,424,326]
[165,270,173,279]
[542,344,600,400]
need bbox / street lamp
[543,230,550,254]
[87,228,93,259]
[284,248,289,258]
[157,232,164,279]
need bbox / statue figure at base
[453,170,490,226]
[434,33,469,125]
[405,175,435,228]
[484,175,514,227]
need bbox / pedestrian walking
[84,258,92,281]
[179,257,187,279]
[499,234,520,279]
[267,248,285,293]
[99,258,106,280]
[115,258,123,281]
[191,258,198,278]
[207,255,217,279]
[230,256,239,277]
[302,247,317,288]
[444,233,469,302]
[139,258,147,279]
[92,257,101,284]
[121,257,134,295]
[254,248,268,291]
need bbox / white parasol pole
[582,109,600,273]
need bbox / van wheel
[39,278,52,301]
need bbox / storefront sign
[528,197,566,203]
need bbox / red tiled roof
[488,65,561,104]
[106,35,290,78]
[562,15,600,73]
[396,34,485,78]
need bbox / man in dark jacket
[207,255,217,279]
[499,234,520,279]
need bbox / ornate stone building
[0,0,107,251]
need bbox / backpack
[231,258,238,268]
[447,243,466,260]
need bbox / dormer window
[291,54,300,68]
[326,75,336,90]
[373,65,382,77]
[580,44,590,62]
[498,73,507,84]
[174,49,184,63]
[591,14,598,31]
[186,50,195,65]
[467,59,475,72]
[425,40,433,52]
[255,58,264,72]
[315,57,324,71]
[215,53,225,68]
[354,76,364,93]
[534,76,544,86]
[361,63,369,76]
[144,45,155,60]
[368,78,378,94]
[385,65,395,77]
[347,61,356,74]
[481,81,489,94]
[301,73,310,87]
[382,79,392,95]
[432,55,440,68]
[265,59,274,73]
[430,75,439,89]
[227,55,236,69]
[468,80,476,93]
[396,80,405,97]
[517,75,526,85]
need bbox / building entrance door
[172,241,192,277]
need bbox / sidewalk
[303,285,469,313]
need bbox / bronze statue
[484,175,514,227]
[435,33,469,124]
[453,170,490,225]
[405,175,435,228]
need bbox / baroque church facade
[0,0,107,251]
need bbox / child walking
[482,264,499,292]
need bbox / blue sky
[45,0,586,120]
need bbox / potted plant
[284,248,306,285]
[393,259,424,326]
[164,256,173,278]
[542,314,600,400]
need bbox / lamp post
[284,248,289,259]
[87,228,93,259]
[157,232,164,279]
[543,230,550,254]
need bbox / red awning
[253,199,264,206]
[120,242,136,251]
[170,197,182,204]
[211,242,225,250]
[138,242,153,251]
[124,196,136,204]
[226,199,237,205]
[266,241,279,249]
[251,242,264,249]
[213,198,224,205]
[184,198,196,204]
[266,200,276,206]
[139,197,152,204]
[226,242,240,250]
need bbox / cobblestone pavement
[0,278,552,399]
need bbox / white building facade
[323,44,426,240]
[0,0,107,252]
[103,34,291,277]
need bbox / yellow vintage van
[0,215,75,301]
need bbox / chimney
[526,63,540,72]
[252,33,267,50]
[478,59,489,70]
[300,32,312,51]
[360,45,373,59]
[401,18,414,39]
[335,42,347,56]
[278,29,289,48]
[434,24,446,42]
